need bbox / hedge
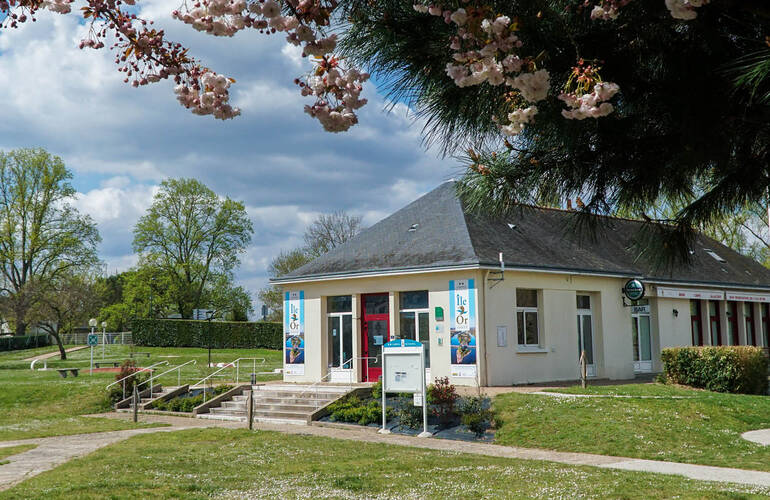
[0,333,51,352]
[661,346,769,395]
[132,319,282,350]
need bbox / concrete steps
[196,384,351,425]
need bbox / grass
[0,444,36,465]
[2,428,769,499]
[494,383,770,471]
[0,345,282,441]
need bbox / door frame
[361,293,390,382]
[631,307,652,373]
[327,313,353,383]
[577,306,596,378]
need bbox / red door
[361,293,389,382]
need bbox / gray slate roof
[276,181,770,289]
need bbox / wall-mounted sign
[434,306,444,322]
[449,279,477,378]
[284,291,305,376]
[725,292,770,303]
[657,287,724,300]
[623,279,645,301]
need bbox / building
[272,182,770,386]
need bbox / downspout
[481,269,490,388]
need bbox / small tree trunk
[48,328,67,360]
[15,320,27,336]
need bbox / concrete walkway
[0,418,240,492]
[743,429,770,446]
[23,346,88,362]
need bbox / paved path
[743,429,770,446]
[0,418,240,492]
[23,346,88,362]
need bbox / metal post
[132,385,139,423]
[102,326,106,359]
[379,381,389,434]
[90,345,94,375]
[418,345,431,438]
[247,389,254,431]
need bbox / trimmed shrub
[327,396,384,425]
[459,396,493,437]
[427,376,459,428]
[0,334,51,352]
[132,319,281,350]
[661,346,769,395]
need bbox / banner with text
[449,279,477,378]
[284,290,305,376]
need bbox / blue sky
[0,2,462,308]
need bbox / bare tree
[31,272,103,360]
[303,211,363,258]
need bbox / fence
[60,332,133,345]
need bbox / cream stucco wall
[281,268,768,387]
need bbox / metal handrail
[296,355,378,400]
[136,359,197,396]
[190,358,267,403]
[106,360,169,390]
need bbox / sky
[0,1,463,312]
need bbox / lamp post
[207,310,214,368]
[88,318,97,373]
[101,321,107,358]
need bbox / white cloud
[0,4,461,306]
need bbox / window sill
[516,346,548,354]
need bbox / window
[744,303,756,346]
[690,300,703,346]
[399,290,430,368]
[327,295,352,313]
[399,291,428,310]
[709,300,721,346]
[726,301,739,345]
[516,289,539,347]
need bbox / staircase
[198,384,351,425]
[115,385,187,410]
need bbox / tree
[6,1,770,259]
[258,210,362,319]
[304,210,363,258]
[258,248,313,321]
[31,271,103,360]
[0,149,101,336]
[133,178,253,319]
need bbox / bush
[661,346,769,395]
[427,377,459,428]
[396,395,423,430]
[371,381,382,400]
[152,385,231,412]
[106,360,149,404]
[0,334,50,352]
[459,396,493,438]
[327,396,384,425]
[132,319,282,349]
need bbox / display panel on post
[284,291,305,376]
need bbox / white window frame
[327,311,353,372]
[516,289,542,351]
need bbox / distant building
[272,182,770,386]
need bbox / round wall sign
[623,279,645,301]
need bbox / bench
[94,362,121,368]
[129,352,151,358]
[56,368,79,378]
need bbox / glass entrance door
[361,293,389,382]
[576,295,595,377]
[632,308,652,373]
[327,314,353,382]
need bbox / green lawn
[494,383,770,471]
[0,444,36,465]
[0,346,282,441]
[2,428,768,499]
